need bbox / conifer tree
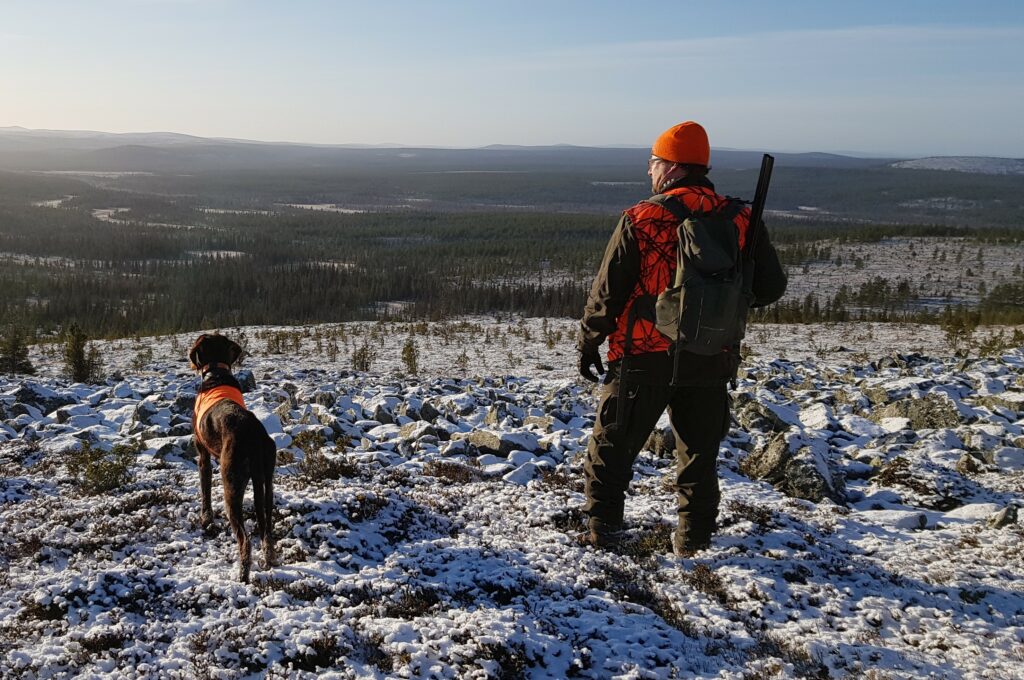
[0,325,35,375]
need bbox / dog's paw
[199,514,217,534]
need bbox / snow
[1,320,1023,677]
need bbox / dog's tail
[252,435,276,550]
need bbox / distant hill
[0,126,895,172]
[890,157,1024,175]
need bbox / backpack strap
[644,193,746,223]
[643,193,693,223]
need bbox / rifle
[745,154,775,259]
[668,153,774,387]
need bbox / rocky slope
[1,321,1022,678]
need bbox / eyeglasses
[648,155,668,168]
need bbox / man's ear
[227,339,243,366]
[188,334,208,370]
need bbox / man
[577,121,786,554]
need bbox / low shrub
[67,440,140,495]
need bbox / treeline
[3,169,1023,338]
[752,280,1024,325]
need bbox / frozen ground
[779,237,1024,310]
[2,319,1023,678]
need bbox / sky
[2,0,1023,157]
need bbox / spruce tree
[63,323,102,383]
[0,325,35,375]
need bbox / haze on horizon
[2,0,1023,158]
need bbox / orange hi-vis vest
[193,385,246,453]
[607,185,752,362]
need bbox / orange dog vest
[194,385,246,453]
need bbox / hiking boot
[586,517,625,549]
[667,532,708,557]
[671,529,711,556]
[672,512,715,556]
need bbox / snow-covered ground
[2,319,1023,678]
[890,157,1024,175]
[780,237,1024,310]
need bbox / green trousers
[582,371,730,542]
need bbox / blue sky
[2,0,1023,156]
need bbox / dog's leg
[263,440,276,567]
[223,469,251,583]
[198,443,214,531]
[252,471,269,570]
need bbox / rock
[740,433,846,504]
[168,423,192,437]
[871,394,960,430]
[399,421,438,441]
[508,450,534,466]
[800,402,837,431]
[419,401,441,423]
[977,391,1024,415]
[944,503,1001,521]
[991,447,1024,472]
[54,404,92,424]
[171,394,196,416]
[859,509,929,530]
[467,430,540,457]
[314,391,336,408]
[737,401,794,433]
[503,462,540,485]
[956,453,985,475]
[643,425,675,458]
[274,401,293,423]
[235,369,257,393]
[877,417,911,433]
[10,384,75,415]
[485,402,517,427]
[111,382,133,399]
[132,399,160,426]
[372,403,395,425]
[862,386,892,406]
[967,425,1006,452]
[523,415,554,432]
[987,506,1018,528]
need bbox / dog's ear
[188,334,209,370]
[226,339,243,366]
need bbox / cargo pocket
[596,380,638,447]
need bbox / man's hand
[578,345,605,383]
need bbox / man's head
[649,121,710,193]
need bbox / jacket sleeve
[578,212,640,351]
[749,220,787,308]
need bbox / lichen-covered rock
[956,453,985,476]
[736,399,793,433]
[465,429,540,456]
[976,391,1024,416]
[988,505,1018,529]
[870,393,961,430]
[740,433,846,504]
[643,425,675,459]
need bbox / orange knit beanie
[651,121,710,166]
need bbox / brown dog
[189,333,276,582]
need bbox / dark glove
[578,345,606,383]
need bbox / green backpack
[645,195,752,357]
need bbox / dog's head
[188,333,243,372]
